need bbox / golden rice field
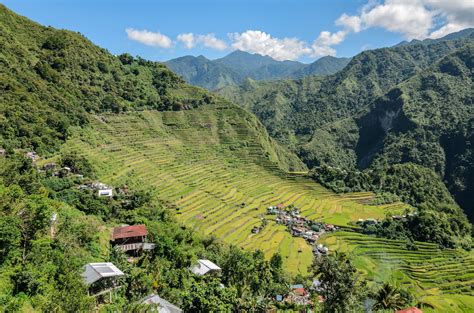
[60,103,473,310]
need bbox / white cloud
[177,33,227,50]
[230,30,311,61]
[336,13,362,33]
[177,33,195,49]
[126,1,473,60]
[197,34,228,50]
[429,22,466,39]
[361,0,435,39]
[425,0,474,26]
[335,0,474,40]
[125,28,173,48]
[426,0,474,38]
[311,30,347,57]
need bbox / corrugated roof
[82,262,124,284]
[112,224,147,240]
[141,294,182,313]
[190,259,221,276]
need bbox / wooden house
[112,224,155,254]
[81,262,124,300]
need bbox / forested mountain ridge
[165,50,350,90]
[354,44,474,219]
[0,4,213,155]
[219,30,474,220]
[0,4,306,174]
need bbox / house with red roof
[111,224,155,254]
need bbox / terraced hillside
[60,102,474,309]
[321,232,474,311]
[61,102,401,274]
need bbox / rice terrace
[61,102,474,311]
[2,2,474,310]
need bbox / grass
[59,103,473,309]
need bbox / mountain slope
[218,31,474,219]
[165,50,350,90]
[291,56,351,77]
[0,4,304,171]
[164,55,243,90]
[0,4,211,154]
[354,44,474,219]
[1,5,473,311]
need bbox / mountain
[0,4,216,154]
[163,55,242,90]
[219,30,474,220]
[355,44,474,219]
[165,50,350,90]
[291,56,351,77]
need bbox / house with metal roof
[141,294,182,313]
[190,259,221,276]
[81,262,124,297]
[98,188,113,197]
[111,224,155,254]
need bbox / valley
[59,102,474,311]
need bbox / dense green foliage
[310,252,365,312]
[0,153,294,311]
[360,206,472,249]
[0,4,213,154]
[370,283,412,311]
[310,163,456,208]
[310,163,472,248]
[165,50,350,90]
[219,30,474,221]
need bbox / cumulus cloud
[197,34,228,50]
[336,13,362,33]
[177,33,228,50]
[426,0,474,38]
[361,0,434,39]
[125,28,173,48]
[311,30,347,57]
[230,30,312,61]
[335,0,474,40]
[126,1,473,60]
[177,33,195,49]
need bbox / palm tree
[372,283,407,311]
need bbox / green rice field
[60,103,473,310]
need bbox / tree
[181,278,237,312]
[310,252,364,312]
[371,283,408,311]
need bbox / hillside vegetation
[219,31,474,221]
[0,4,212,154]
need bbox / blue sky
[2,0,473,63]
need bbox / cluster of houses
[251,217,268,234]
[81,224,183,311]
[275,281,325,307]
[266,204,336,254]
[81,223,225,311]
[356,212,419,226]
[78,181,115,197]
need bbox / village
[264,204,337,256]
[4,150,422,311]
